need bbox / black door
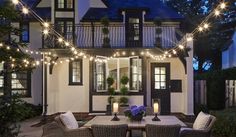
[125,11,142,47]
[151,63,170,115]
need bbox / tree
[167,0,236,73]
[0,1,35,136]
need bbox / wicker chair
[145,124,181,137]
[91,124,129,137]
[42,122,64,137]
[179,115,216,137]
[54,116,94,137]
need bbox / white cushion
[60,111,78,129]
[193,111,211,130]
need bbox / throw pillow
[60,111,78,129]
[193,111,211,130]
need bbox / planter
[128,113,144,121]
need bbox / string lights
[6,0,228,66]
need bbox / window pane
[22,24,29,42]
[0,63,3,96]
[160,82,166,89]
[131,58,142,90]
[71,61,81,83]
[119,58,129,88]
[67,0,73,8]
[11,72,29,96]
[107,58,117,90]
[155,75,160,81]
[161,75,166,81]
[155,82,160,89]
[96,62,105,90]
[155,68,160,74]
[161,67,166,74]
[58,0,64,8]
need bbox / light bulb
[58,38,63,43]
[0,43,3,47]
[12,0,19,5]
[220,3,226,9]
[214,10,220,16]
[179,45,184,49]
[43,22,49,28]
[187,37,193,42]
[22,7,29,14]
[65,42,69,46]
[198,27,203,32]
[43,29,49,35]
[203,23,209,29]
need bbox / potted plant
[153,17,162,48]
[100,16,110,48]
[106,76,115,115]
[119,76,129,106]
[124,105,146,121]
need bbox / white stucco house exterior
[3,0,194,116]
[222,30,236,69]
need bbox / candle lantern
[111,102,120,121]
[152,102,160,121]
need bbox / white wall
[37,0,51,7]
[147,58,186,114]
[222,31,236,69]
[90,0,106,8]
[47,58,90,115]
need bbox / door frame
[150,63,171,115]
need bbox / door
[151,63,170,115]
[125,11,142,47]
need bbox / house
[3,0,194,116]
[222,30,236,69]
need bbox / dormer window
[56,0,74,10]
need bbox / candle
[153,102,159,113]
[113,102,119,113]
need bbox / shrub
[119,97,129,105]
[120,75,129,85]
[211,108,236,137]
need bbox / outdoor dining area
[42,103,216,137]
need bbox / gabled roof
[81,0,183,22]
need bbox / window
[55,20,74,43]
[11,71,31,97]
[0,63,4,96]
[69,59,83,85]
[94,57,142,92]
[56,0,74,10]
[154,67,166,89]
[21,22,29,42]
[128,18,140,41]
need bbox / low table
[83,115,186,130]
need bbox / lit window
[95,57,142,92]
[0,63,4,96]
[11,71,31,97]
[56,0,74,9]
[69,59,83,85]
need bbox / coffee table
[83,115,186,130]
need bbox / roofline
[32,0,42,8]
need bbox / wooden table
[84,116,186,130]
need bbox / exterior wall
[146,58,186,114]
[36,0,51,7]
[47,58,90,115]
[10,22,43,105]
[90,0,107,8]
[222,31,236,69]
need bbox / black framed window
[55,19,74,43]
[20,22,29,42]
[94,57,142,92]
[154,67,166,89]
[11,71,31,97]
[128,18,140,41]
[55,0,74,10]
[69,59,83,85]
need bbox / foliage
[194,104,209,115]
[119,76,129,105]
[167,0,236,72]
[195,67,236,110]
[0,95,42,137]
[107,77,115,104]
[124,106,146,121]
[101,16,110,47]
[120,75,129,85]
[211,108,236,137]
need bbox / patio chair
[91,124,129,137]
[54,116,94,137]
[179,115,216,137]
[42,122,64,137]
[145,124,181,137]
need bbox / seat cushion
[193,111,211,130]
[60,111,78,129]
